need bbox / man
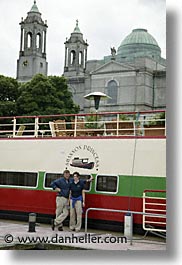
[50,169,71,231]
[51,169,93,231]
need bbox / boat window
[96,175,118,193]
[44,173,63,188]
[79,174,91,191]
[0,171,37,187]
[44,173,91,191]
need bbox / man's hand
[55,187,61,192]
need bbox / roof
[30,0,40,13]
[73,20,81,34]
[117,28,161,58]
[120,29,159,46]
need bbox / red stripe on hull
[0,189,56,214]
[0,188,144,224]
[85,194,143,224]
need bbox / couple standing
[51,169,93,232]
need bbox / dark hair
[73,172,80,178]
[63,169,70,174]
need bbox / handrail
[0,110,166,139]
[84,207,166,233]
[143,190,166,232]
[0,109,166,120]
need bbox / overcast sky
[0,0,166,78]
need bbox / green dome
[117,28,161,58]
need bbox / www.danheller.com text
[3,233,127,245]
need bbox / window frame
[43,172,92,192]
[106,79,118,105]
[0,171,38,189]
[95,174,119,194]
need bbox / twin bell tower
[16,1,48,82]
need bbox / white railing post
[116,113,119,136]
[12,117,16,137]
[142,191,146,231]
[74,116,77,137]
[34,117,39,138]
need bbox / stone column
[20,28,23,52]
[44,30,47,54]
[84,48,87,69]
[64,46,68,67]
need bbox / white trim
[95,174,119,194]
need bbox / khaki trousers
[70,200,82,231]
[55,196,69,227]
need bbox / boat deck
[0,110,166,139]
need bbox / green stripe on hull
[118,175,166,197]
[89,175,166,197]
[36,172,166,198]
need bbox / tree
[16,74,79,116]
[0,75,19,116]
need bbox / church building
[63,21,166,113]
[16,1,166,113]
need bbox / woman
[69,172,86,232]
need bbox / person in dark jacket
[50,169,71,231]
[69,172,86,232]
[51,169,93,231]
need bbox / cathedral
[16,1,166,113]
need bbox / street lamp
[84,92,111,128]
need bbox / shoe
[58,226,63,231]
[70,228,75,231]
[51,219,55,231]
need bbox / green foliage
[85,114,104,129]
[119,114,130,121]
[147,112,166,126]
[0,75,19,116]
[85,114,97,129]
[0,74,80,119]
[16,74,80,116]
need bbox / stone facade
[63,26,166,113]
[16,1,48,82]
[16,3,166,113]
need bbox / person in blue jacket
[50,169,71,231]
[69,172,87,232]
[51,169,93,231]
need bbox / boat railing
[143,190,166,232]
[84,204,166,242]
[0,110,166,138]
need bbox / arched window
[107,80,118,104]
[70,50,76,65]
[79,51,83,65]
[27,32,32,48]
[36,33,41,49]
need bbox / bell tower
[16,1,48,82]
[64,20,88,77]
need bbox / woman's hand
[82,202,85,207]
[87,176,94,182]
